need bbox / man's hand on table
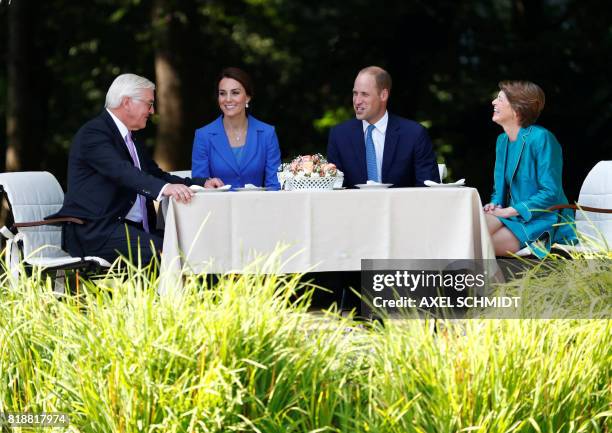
[161,178,224,204]
[163,184,195,203]
[205,178,224,188]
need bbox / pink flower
[303,161,314,174]
[283,154,339,178]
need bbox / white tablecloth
[159,188,495,292]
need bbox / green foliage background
[1,0,611,199]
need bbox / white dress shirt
[362,110,388,181]
[106,109,166,224]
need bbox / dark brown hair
[498,80,545,127]
[217,67,254,98]
[359,66,392,93]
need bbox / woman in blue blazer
[485,80,575,257]
[192,67,281,190]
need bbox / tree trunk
[154,52,183,171]
[152,0,186,171]
[6,0,44,171]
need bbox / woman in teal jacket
[485,80,575,257]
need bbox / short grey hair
[104,73,155,109]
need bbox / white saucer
[190,185,231,192]
[355,183,393,189]
[235,186,266,192]
[424,179,465,188]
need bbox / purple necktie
[125,132,150,233]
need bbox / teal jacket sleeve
[513,131,564,221]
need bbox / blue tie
[365,124,379,182]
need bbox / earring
[246,102,250,108]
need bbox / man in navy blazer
[48,73,222,263]
[327,66,440,188]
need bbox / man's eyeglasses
[132,97,155,109]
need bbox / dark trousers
[303,271,362,313]
[65,221,163,264]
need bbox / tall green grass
[0,255,610,432]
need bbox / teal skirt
[498,216,530,248]
[498,209,577,258]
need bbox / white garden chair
[0,171,111,291]
[515,160,612,256]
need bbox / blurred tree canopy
[1,0,611,201]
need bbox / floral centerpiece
[279,154,343,190]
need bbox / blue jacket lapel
[209,116,241,176]
[240,115,263,170]
[381,115,399,181]
[350,119,367,181]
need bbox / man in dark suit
[48,73,223,263]
[327,66,440,188]
[321,67,440,315]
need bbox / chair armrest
[549,204,612,214]
[14,217,86,228]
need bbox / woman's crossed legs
[485,214,520,256]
